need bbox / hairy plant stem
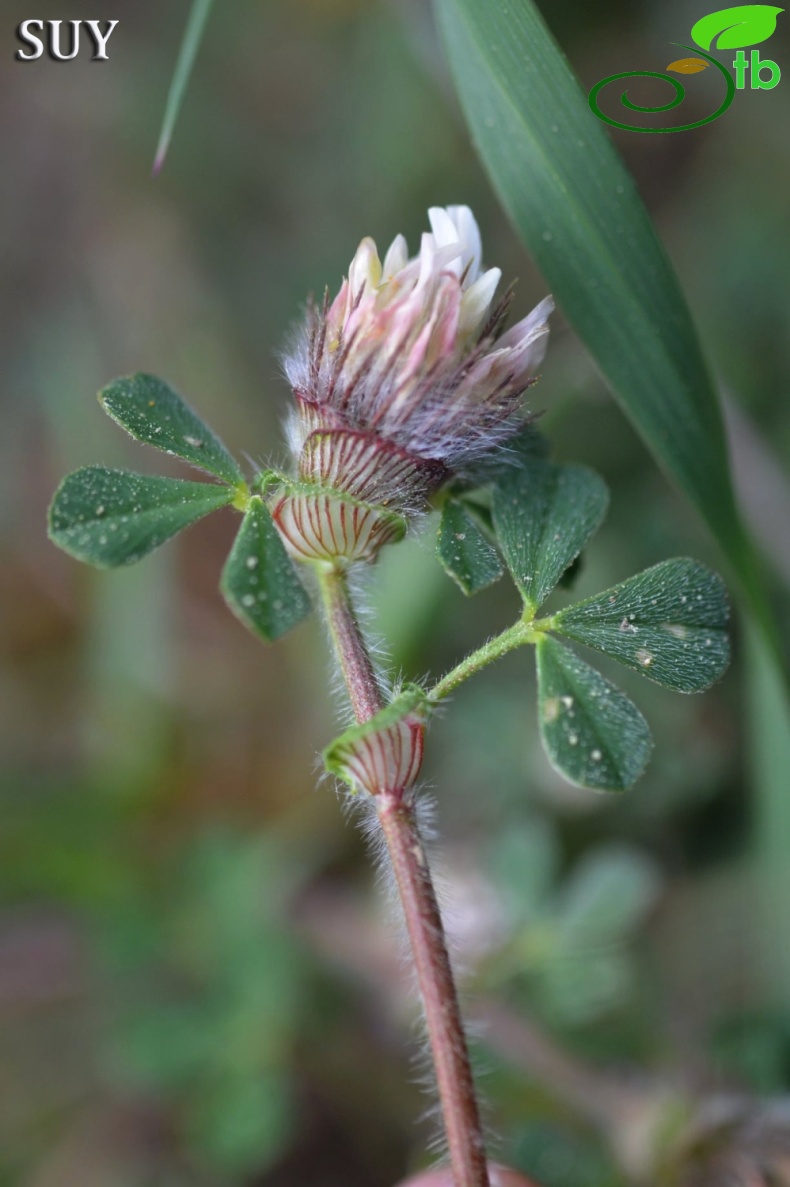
[427,612,556,704]
[317,564,490,1187]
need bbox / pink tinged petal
[383,281,438,352]
[417,232,463,291]
[459,266,502,337]
[446,203,483,283]
[389,279,459,398]
[495,295,555,381]
[327,278,351,342]
[343,288,380,348]
[271,492,405,564]
[497,294,555,350]
[348,236,382,302]
[383,252,422,296]
[454,349,509,397]
[454,318,550,403]
[503,324,551,381]
[398,316,435,385]
[426,275,462,363]
[382,233,409,282]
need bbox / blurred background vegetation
[1,0,789,1183]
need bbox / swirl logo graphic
[589,4,783,132]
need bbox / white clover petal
[497,295,555,350]
[417,232,463,290]
[505,323,551,379]
[349,236,382,301]
[417,231,439,288]
[382,233,409,282]
[428,207,464,278]
[459,266,501,338]
[446,205,482,284]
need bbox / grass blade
[153,0,215,175]
[433,0,764,618]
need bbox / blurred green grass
[1,1,789,1183]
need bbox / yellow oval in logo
[666,57,710,73]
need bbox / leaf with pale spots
[48,467,233,568]
[220,496,311,643]
[553,558,730,692]
[536,635,652,793]
[492,459,609,611]
[437,498,503,595]
[99,373,245,487]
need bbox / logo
[589,4,783,132]
[16,20,119,62]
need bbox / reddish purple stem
[319,567,490,1187]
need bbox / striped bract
[271,490,406,564]
[332,714,425,796]
[299,428,445,510]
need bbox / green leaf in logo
[691,4,783,50]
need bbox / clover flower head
[274,206,553,564]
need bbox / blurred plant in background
[2,0,790,1185]
[484,824,661,1027]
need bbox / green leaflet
[553,558,730,692]
[555,847,661,948]
[48,466,233,567]
[220,497,312,643]
[436,499,503,595]
[99,374,244,488]
[492,460,608,611]
[434,0,756,613]
[535,635,653,792]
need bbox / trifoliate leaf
[553,558,730,692]
[555,846,661,947]
[48,466,233,567]
[492,460,609,611]
[488,818,559,923]
[220,496,311,642]
[536,635,652,792]
[542,947,632,1025]
[99,373,244,487]
[437,499,503,594]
